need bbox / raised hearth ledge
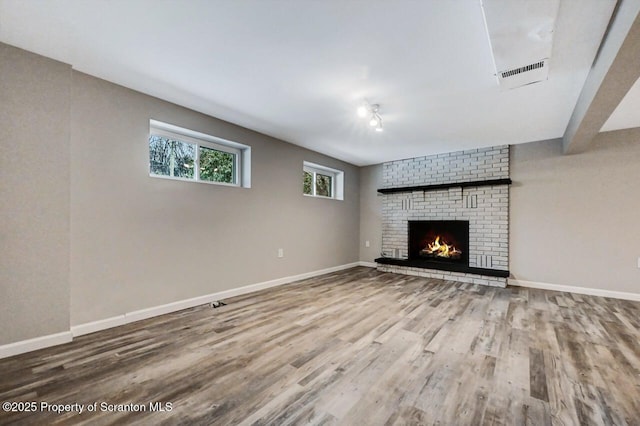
[376,262,507,288]
[375,257,509,277]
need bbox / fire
[423,236,462,259]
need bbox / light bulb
[369,116,378,127]
[357,105,368,118]
[375,125,383,132]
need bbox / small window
[199,146,236,184]
[149,136,195,179]
[303,161,344,200]
[149,120,251,187]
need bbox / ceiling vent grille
[481,0,559,91]
[496,58,549,90]
[501,61,545,79]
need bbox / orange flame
[424,236,461,259]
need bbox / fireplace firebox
[408,220,469,266]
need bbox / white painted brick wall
[380,145,510,283]
[382,146,509,188]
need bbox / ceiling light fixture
[358,102,384,132]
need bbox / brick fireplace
[376,145,510,287]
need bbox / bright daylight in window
[303,161,344,200]
[149,120,251,187]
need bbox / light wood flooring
[1,267,639,425]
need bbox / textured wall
[69,71,360,325]
[511,132,640,294]
[382,146,509,188]
[359,165,383,262]
[1,42,361,345]
[0,43,71,344]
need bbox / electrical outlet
[278,248,284,258]
[365,240,370,247]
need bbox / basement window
[303,161,344,200]
[149,120,251,187]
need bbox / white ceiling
[0,0,620,166]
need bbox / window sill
[149,174,241,188]
[303,193,342,201]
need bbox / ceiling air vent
[501,61,545,79]
[496,58,549,90]
[481,0,558,91]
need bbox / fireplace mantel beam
[377,178,512,194]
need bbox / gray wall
[70,72,360,325]
[1,43,360,344]
[359,165,383,262]
[359,131,640,294]
[0,43,71,344]
[510,131,640,293]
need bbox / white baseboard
[72,261,362,337]
[358,261,378,268]
[0,261,390,359]
[0,331,73,359]
[70,315,128,337]
[508,278,640,302]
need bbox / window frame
[149,120,250,188]
[303,161,344,200]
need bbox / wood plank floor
[1,267,639,425]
